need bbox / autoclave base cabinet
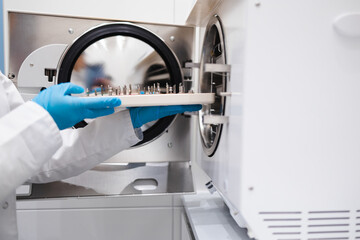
[17,195,193,240]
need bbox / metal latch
[44,69,57,82]
[184,62,200,68]
[203,115,229,125]
[184,62,231,73]
[218,92,241,97]
[204,63,231,73]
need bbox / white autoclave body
[3,0,360,240]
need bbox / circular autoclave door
[57,23,183,146]
[199,15,227,157]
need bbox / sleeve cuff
[133,127,144,141]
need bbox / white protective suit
[0,73,142,239]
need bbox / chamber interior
[70,35,171,133]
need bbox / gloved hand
[33,83,121,130]
[129,105,202,128]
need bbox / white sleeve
[0,72,25,110]
[0,102,62,201]
[30,109,142,183]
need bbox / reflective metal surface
[199,15,227,157]
[18,162,194,199]
[71,36,167,91]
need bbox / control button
[2,201,9,209]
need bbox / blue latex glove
[129,105,202,128]
[33,83,121,130]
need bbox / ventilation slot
[308,238,348,240]
[356,210,360,239]
[307,211,350,240]
[258,210,360,240]
[260,211,302,240]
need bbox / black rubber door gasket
[58,23,182,146]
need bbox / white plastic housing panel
[195,0,360,239]
[17,44,67,101]
[17,44,67,88]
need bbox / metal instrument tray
[83,93,215,107]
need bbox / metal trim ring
[198,15,228,157]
